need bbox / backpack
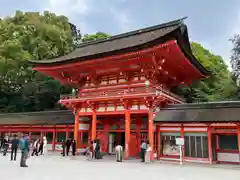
[19,139,25,150]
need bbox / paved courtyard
[1,153,240,180]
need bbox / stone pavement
[0,153,239,180]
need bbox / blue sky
[1,0,240,66]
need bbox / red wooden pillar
[148,109,154,159]
[91,110,97,140]
[237,126,240,154]
[125,109,131,159]
[157,124,161,160]
[208,126,213,164]
[74,113,79,145]
[148,110,154,148]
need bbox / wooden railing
[60,86,184,103]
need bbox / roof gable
[29,17,192,65]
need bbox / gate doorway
[108,132,125,154]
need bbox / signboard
[176,138,184,146]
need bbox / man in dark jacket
[72,140,76,156]
[61,140,65,156]
[65,138,71,156]
[11,135,19,161]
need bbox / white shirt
[147,146,152,152]
[115,145,123,151]
[93,143,97,150]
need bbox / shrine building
[0,18,239,164]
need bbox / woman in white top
[42,136,48,155]
[145,141,152,163]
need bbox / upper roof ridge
[77,17,187,48]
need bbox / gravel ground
[1,153,239,180]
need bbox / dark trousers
[38,147,43,155]
[31,148,38,156]
[140,148,146,162]
[95,149,101,159]
[20,151,28,167]
[3,145,8,156]
[66,146,70,156]
[11,147,17,160]
[72,148,76,156]
[116,149,123,162]
[62,147,65,156]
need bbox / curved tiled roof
[0,110,75,125]
[29,18,208,75]
[154,101,240,122]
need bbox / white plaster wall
[217,152,240,163]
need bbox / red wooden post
[148,109,154,160]
[208,126,213,164]
[125,109,131,159]
[74,114,79,145]
[91,110,97,140]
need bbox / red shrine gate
[30,18,207,159]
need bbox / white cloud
[40,0,90,33]
[44,0,88,16]
[109,8,132,32]
[43,0,89,16]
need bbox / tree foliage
[0,11,75,112]
[82,32,111,43]
[173,42,237,102]
[230,35,240,78]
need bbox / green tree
[230,35,240,77]
[174,42,237,102]
[82,32,111,43]
[0,11,77,112]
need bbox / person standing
[20,135,30,167]
[87,141,94,160]
[61,140,65,156]
[0,136,4,152]
[65,138,71,156]
[10,135,19,161]
[140,140,147,162]
[38,138,43,155]
[145,141,152,163]
[3,136,9,156]
[95,140,101,159]
[72,140,76,156]
[42,136,48,155]
[115,144,123,162]
[31,139,39,156]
